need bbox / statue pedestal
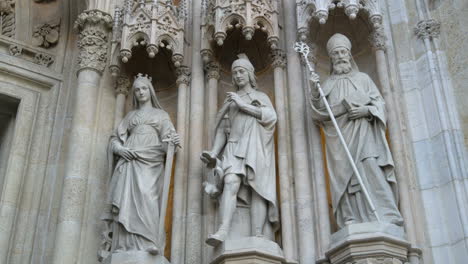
[325,222,410,264]
[104,251,170,264]
[210,237,285,264]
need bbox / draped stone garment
[216,89,279,231]
[104,108,175,251]
[310,71,402,228]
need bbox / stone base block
[104,251,170,264]
[211,237,285,264]
[325,222,410,264]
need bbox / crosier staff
[294,41,381,222]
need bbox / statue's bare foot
[206,229,227,247]
[146,246,159,255]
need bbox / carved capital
[176,66,191,86]
[205,62,220,80]
[115,75,131,96]
[369,26,387,51]
[270,49,286,69]
[415,19,441,39]
[74,10,113,74]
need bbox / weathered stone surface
[210,237,285,264]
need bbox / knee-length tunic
[217,90,279,230]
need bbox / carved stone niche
[322,222,413,264]
[201,0,280,65]
[296,0,383,41]
[109,0,187,77]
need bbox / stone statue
[99,74,179,262]
[308,33,403,229]
[201,54,279,247]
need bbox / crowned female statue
[201,54,279,247]
[99,74,179,262]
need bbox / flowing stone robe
[310,71,402,228]
[103,108,175,252]
[216,89,279,231]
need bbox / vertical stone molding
[271,48,298,263]
[205,61,220,142]
[75,9,113,74]
[185,0,204,262]
[51,9,112,264]
[171,65,191,264]
[284,0,316,263]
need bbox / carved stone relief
[34,52,54,66]
[414,19,441,39]
[8,44,21,56]
[202,0,280,49]
[296,0,383,41]
[32,19,60,48]
[0,0,15,38]
[74,9,113,73]
[110,0,187,69]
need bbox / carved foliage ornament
[176,65,191,86]
[270,48,286,68]
[74,10,113,73]
[33,19,60,48]
[414,19,441,39]
[115,75,131,95]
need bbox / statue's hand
[116,146,136,161]
[226,92,246,108]
[171,133,181,147]
[348,106,371,120]
[309,72,320,86]
[200,150,217,166]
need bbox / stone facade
[0,0,466,264]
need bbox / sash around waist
[130,124,156,134]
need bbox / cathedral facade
[0,0,467,264]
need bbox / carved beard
[332,60,352,75]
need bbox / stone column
[185,0,204,262]
[205,61,220,143]
[171,66,191,264]
[303,45,332,259]
[114,75,130,128]
[271,49,297,263]
[51,10,112,264]
[369,21,420,263]
[414,18,468,241]
[282,1,316,263]
[203,60,220,263]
